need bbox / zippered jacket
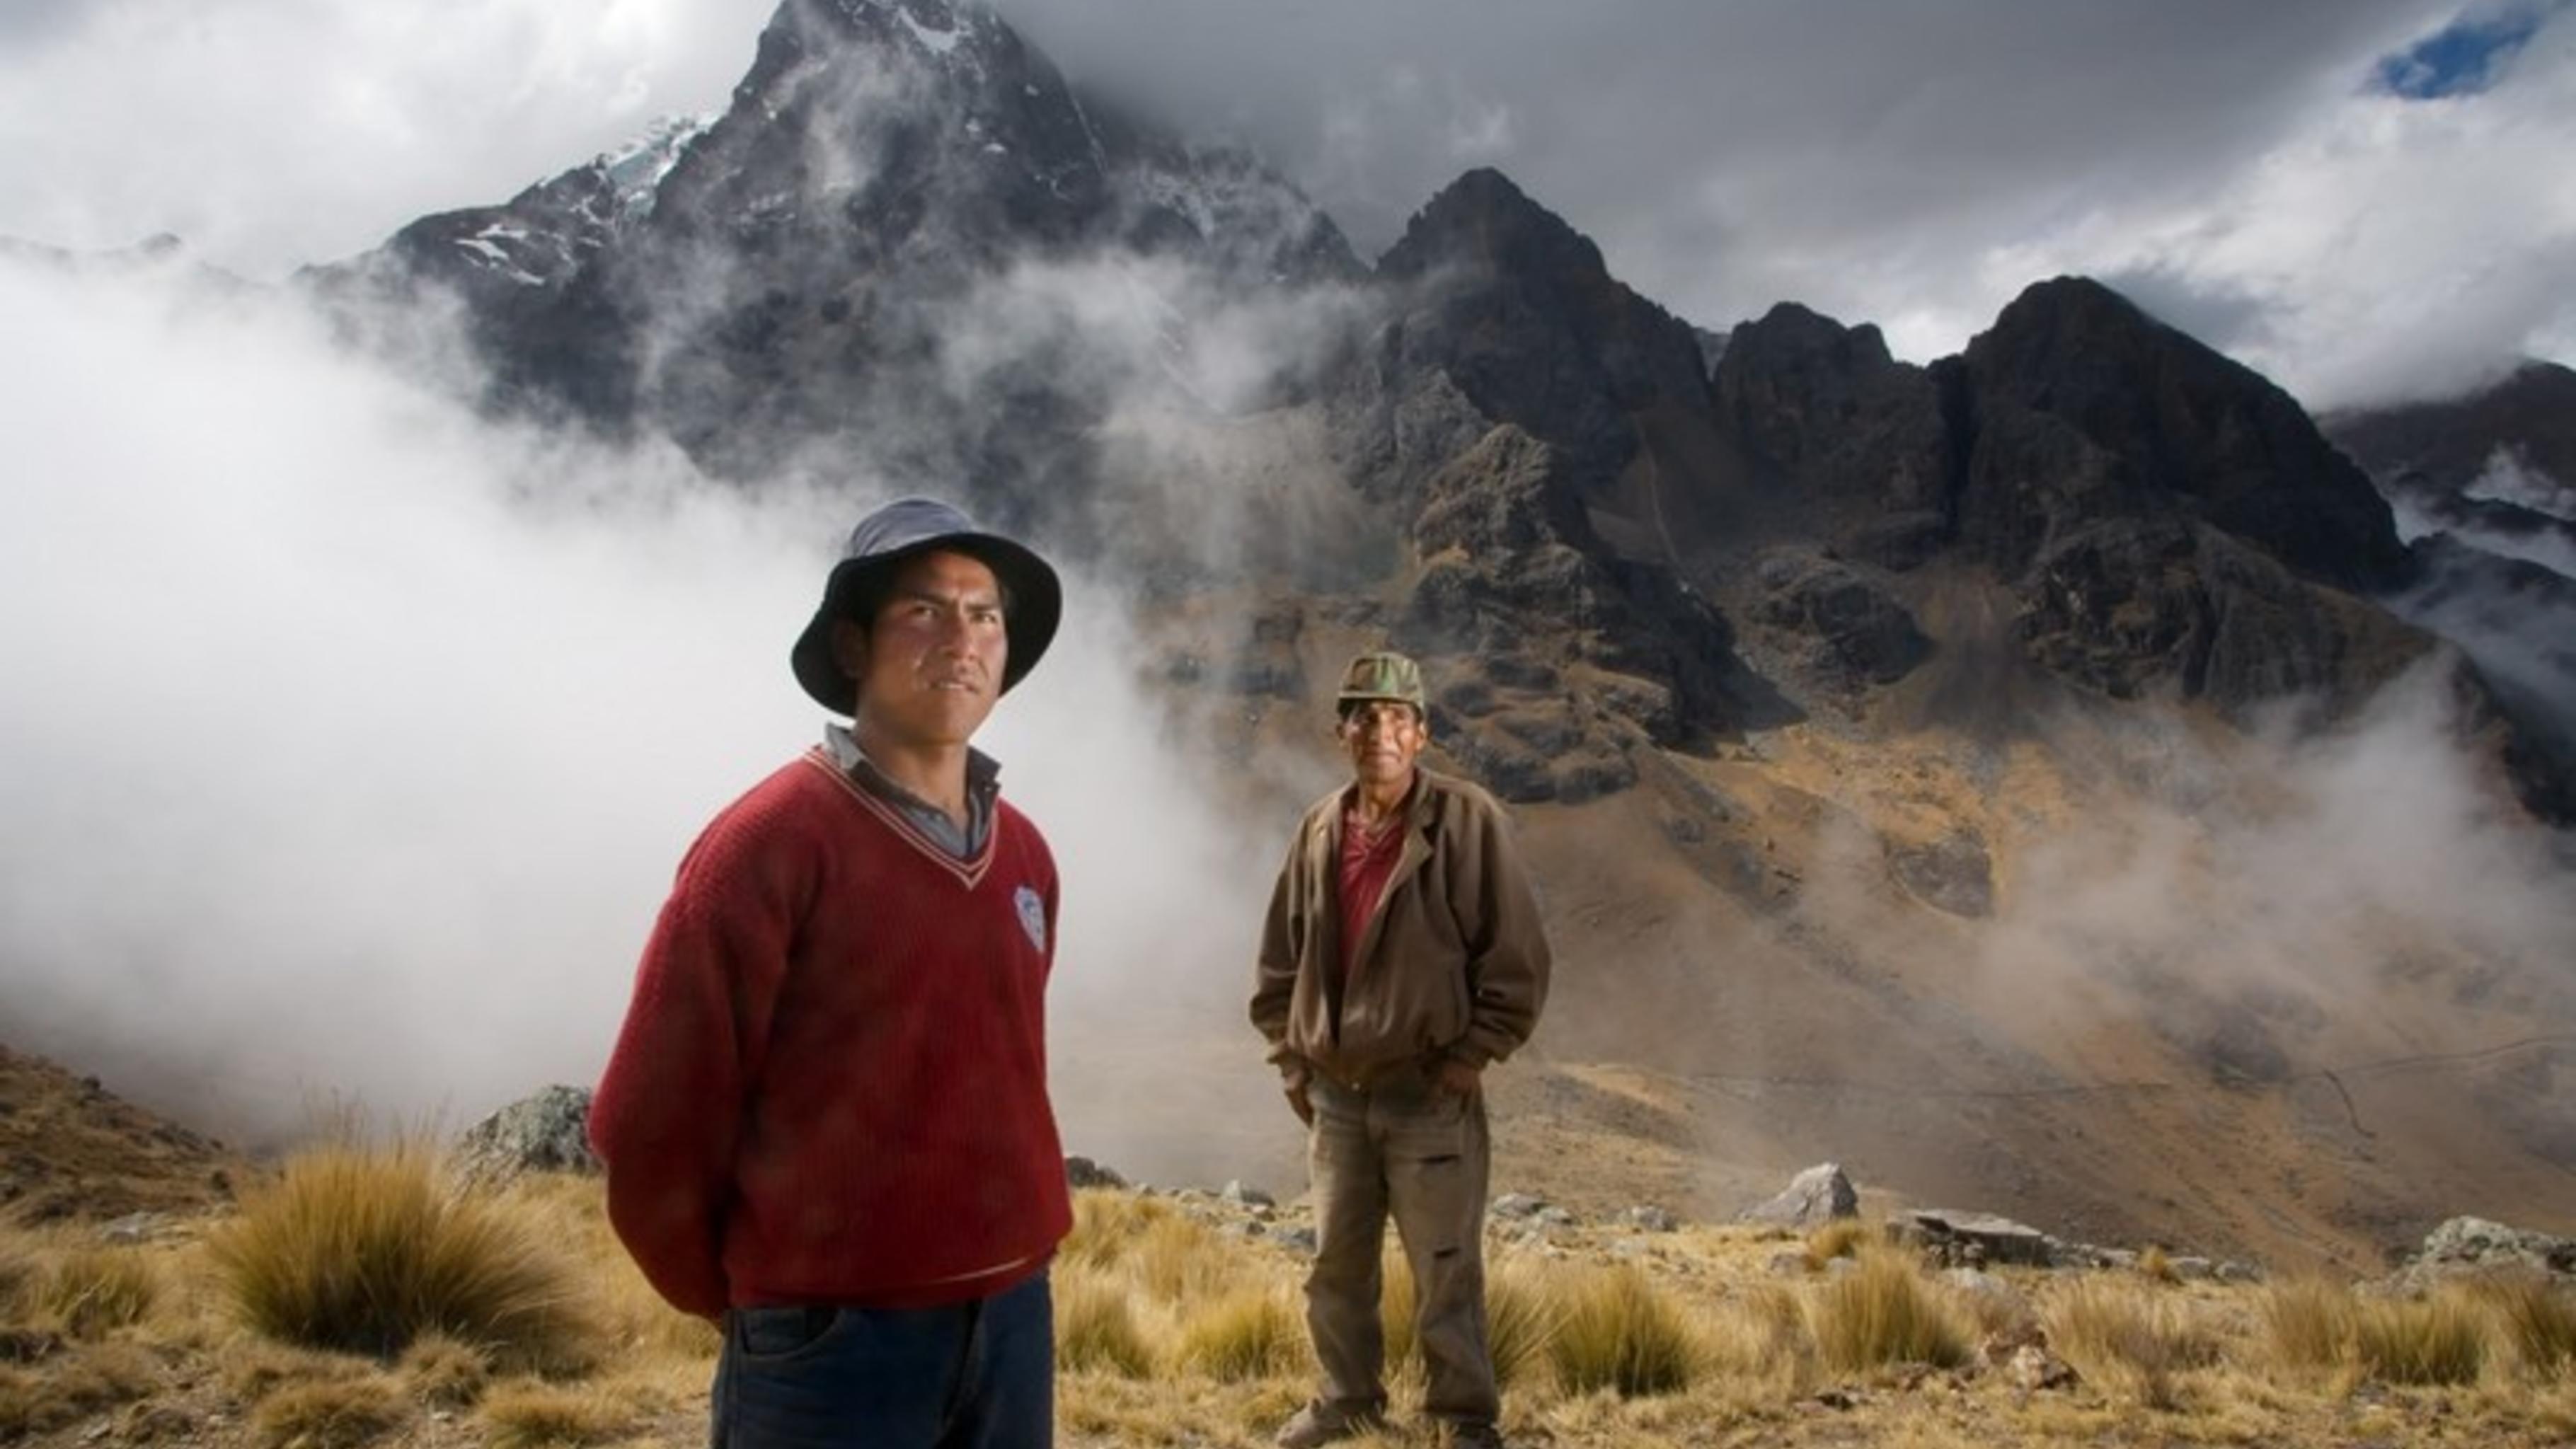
[1251,769,1551,1086]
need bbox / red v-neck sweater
[591,749,1069,1317]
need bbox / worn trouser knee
[1304,1074,1497,1426]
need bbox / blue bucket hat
[790,497,1062,712]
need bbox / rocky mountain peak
[1965,275,2407,592]
[1377,166,1609,286]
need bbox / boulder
[1890,1208,2054,1267]
[1065,1156,1128,1190]
[1737,1162,1858,1228]
[2394,1216,2576,1288]
[453,1085,599,1183]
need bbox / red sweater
[590,749,1068,1317]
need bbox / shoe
[1438,1421,1507,1449]
[1274,1402,1387,1448]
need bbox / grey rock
[453,1085,599,1183]
[1620,1205,1680,1233]
[1221,1179,1275,1208]
[2397,1216,2576,1287]
[1064,1156,1128,1190]
[1738,1162,1858,1228]
[97,1212,169,1245]
[1884,831,1994,919]
[1890,1209,2054,1268]
[1490,1192,1548,1220]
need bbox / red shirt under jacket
[1335,796,1408,986]
[590,749,1068,1317]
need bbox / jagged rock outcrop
[1738,1162,1858,1228]
[1334,168,1712,505]
[2326,362,2576,519]
[1396,425,1757,798]
[453,1085,600,1183]
[2015,515,2433,716]
[2384,1215,2576,1293]
[313,0,1357,505]
[1957,277,2409,593]
[1714,302,1953,538]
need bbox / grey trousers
[1302,1070,1498,1428]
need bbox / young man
[1250,651,1553,1449]
[591,496,1068,1448]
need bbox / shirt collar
[824,722,1001,807]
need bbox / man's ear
[829,617,869,681]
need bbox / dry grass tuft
[1802,1219,1872,1271]
[510,1170,715,1365]
[1174,1284,1305,1382]
[248,1372,411,1449]
[206,1144,593,1370]
[1806,1250,1972,1373]
[1061,1190,1172,1272]
[1127,1212,1234,1305]
[478,1379,645,1448]
[1382,1252,1556,1390]
[1700,1283,1812,1379]
[1485,1258,1561,1390]
[35,1245,160,1338]
[1549,1261,1700,1397]
[2135,1245,2179,1285]
[399,1331,493,1408]
[2475,1275,2576,1377]
[2259,1277,2356,1372]
[0,1342,159,1436]
[2045,1276,2218,1409]
[1056,1269,1156,1378]
[0,1230,36,1322]
[2352,1287,2488,1386]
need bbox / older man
[592,496,1068,1448]
[1251,650,1553,1449]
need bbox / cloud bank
[4,1,2570,410]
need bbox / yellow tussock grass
[398,1330,493,1408]
[205,1143,594,1370]
[2473,1274,2576,1377]
[1802,1218,1871,1271]
[478,1379,646,1448]
[1055,1269,1156,1378]
[2353,1286,2488,1386]
[1548,1260,1701,1397]
[248,1373,411,1449]
[2044,1276,2218,1409]
[1805,1250,1972,1373]
[1174,1284,1306,1382]
[0,1342,158,1437]
[2258,1277,2355,1371]
[35,1244,161,1339]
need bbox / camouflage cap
[1335,650,1426,715]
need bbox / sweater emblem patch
[1014,885,1047,953]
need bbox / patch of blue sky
[2374,0,2569,98]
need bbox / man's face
[1338,700,1425,788]
[836,550,1008,751]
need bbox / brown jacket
[1251,769,1551,1087]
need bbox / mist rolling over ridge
[3,0,2575,1268]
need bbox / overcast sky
[4,0,2573,1174]
[2,0,2572,410]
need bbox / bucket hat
[790,497,1062,712]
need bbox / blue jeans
[710,1271,1053,1448]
